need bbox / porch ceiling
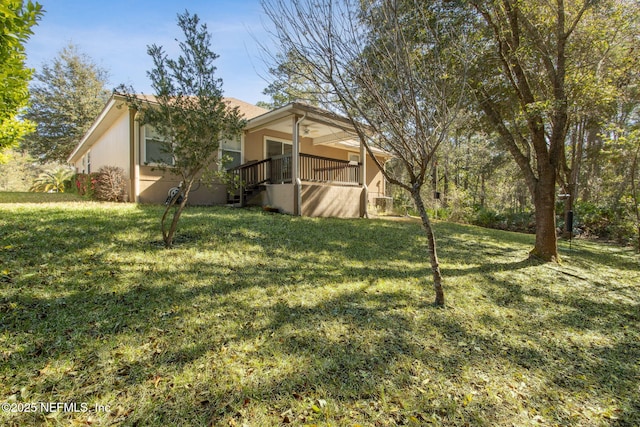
[250,116,356,144]
[244,102,391,157]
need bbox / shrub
[472,207,504,229]
[573,200,636,244]
[504,211,535,233]
[94,166,128,202]
[29,167,75,193]
[446,186,474,224]
[74,173,98,198]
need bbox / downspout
[128,108,136,202]
[132,110,141,203]
[293,113,306,216]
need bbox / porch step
[227,185,265,207]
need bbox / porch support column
[359,137,368,218]
[293,115,302,216]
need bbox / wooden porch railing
[226,158,270,206]
[228,158,271,189]
[227,153,361,205]
[270,154,292,183]
[299,153,360,185]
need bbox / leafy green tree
[555,0,640,237]
[119,11,246,248]
[466,0,610,261]
[0,149,38,190]
[22,43,110,163]
[259,49,322,109]
[0,0,43,157]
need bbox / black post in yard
[567,210,574,250]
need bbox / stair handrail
[227,158,272,189]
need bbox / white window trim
[219,135,243,170]
[348,152,360,182]
[142,124,175,166]
[264,136,292,158]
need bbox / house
[67,94,391,218]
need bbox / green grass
[0,200,638,426]
[0,192,83,204]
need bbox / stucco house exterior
[67,94,390,217]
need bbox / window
[265,138,292,158]
[82,151,90,174]
[144,125,174,165]
[220,136,242,169]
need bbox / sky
[25,0,274,105]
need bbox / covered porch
[227,102,387,218]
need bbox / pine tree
[22,43,110,163]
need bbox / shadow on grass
[0,205,638,425]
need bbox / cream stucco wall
[79,113,131,178]
[137,165,228,205]
[264,183,295,214]
[301,183,364,218]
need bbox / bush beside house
[93,166,127,202]
[74,166,128,202]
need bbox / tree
[259,49,323,109]
[119,11,245,248]
[603,126,640,251]
[0,149,39,190]
[555,0,639,237]
[466,0,606,261]
[21,43,110,163]
[0,0,43,157]
[263,0,473,306]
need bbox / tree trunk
[562,118,585,238]
[411,187,445,307]
[162,178,194,248]
[631,144,640,253]
[531,170,559,261]
[480,173,486,208]
[562,195,573,239]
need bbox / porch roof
[245,102,390,158]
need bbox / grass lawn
[0,198,638,426]
[0,192,83,204]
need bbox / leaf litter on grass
[0,203,638,426]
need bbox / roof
[246,101,391,158]
[67,94,270,163]
[224,97,269,120]
[131,95,268,120]
[246,102,356,133]
[68,95,390,164]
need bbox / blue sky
[25,0,273,104]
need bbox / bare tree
[262,0,472,306]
